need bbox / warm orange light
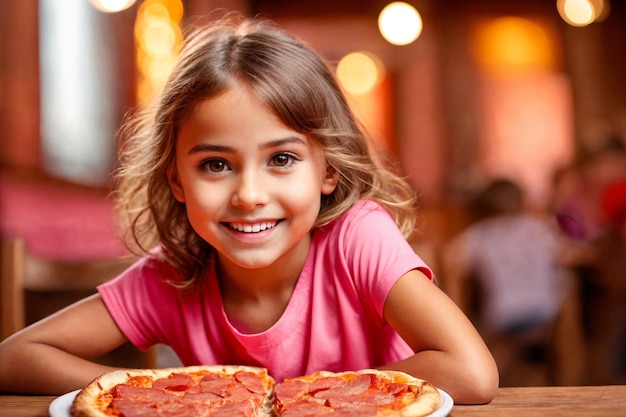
[140,19,179,56]
[151,0,184,23]
[337,52,385,96]
[590,0,611,21]
[472,17,554,74]
[138,0,170,21]
[134,0,183,106]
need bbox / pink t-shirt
[99,200,432,381]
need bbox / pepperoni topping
[330,404,379,417]
[110,398,211,417]
[180,391,223,403]
[279,400,334,417]
[234,371,266,394]
[152,373,194,391]
[274,378,310,402]
[384,382,410,395]
[155,401,210,417]
[111,385,177,402]
[207,399,255,417]
[110,399,160,417]
[191,378,233,396]
[225,382,255,402]
[313,374,372,399]
[325,390,396,407]
[308,376,344,395]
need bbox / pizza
[70,366,442,417]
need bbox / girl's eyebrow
[259,136,307,150]
[187,143,233,155]
[187,136,307,155]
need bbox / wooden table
[450,385,626,416]
[1,385,625,416]
[0,394,54,417]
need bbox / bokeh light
[472,16,554,74]
[134,0,183,106]
[556,0,610,27]
[378,2,423,46]
[89,0,137,13]
[337,52,385,96]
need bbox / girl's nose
[231,170,268,208]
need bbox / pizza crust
[361,369,441,417]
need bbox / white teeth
[230,221,277,233]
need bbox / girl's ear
[167,164,186,202]
[321,165,339,195]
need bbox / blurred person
[552,138,626,384]
[554,137,626,242]
[579,179,626,384]
[442,179,574,386]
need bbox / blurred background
[1,0,625,387]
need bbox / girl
[0,15,498,404]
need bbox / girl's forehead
[190,87,271,122]
[191,84,264,114]
[177,86,314,146]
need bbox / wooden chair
[441,263,586,386]
[0,236,156,368]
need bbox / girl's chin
[217,252,282,270]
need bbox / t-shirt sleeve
[337,200,433,320]
[98,255,183,351]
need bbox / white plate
[431,388,454,417]
[49,388,453,417]
[49,389,79,417]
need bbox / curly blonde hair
[115,14,418,284]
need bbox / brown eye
[201,159,229,173]
[270,153,299,168]
[273,154,290,166]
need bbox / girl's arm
[381,269,499,405]
[0,294,130,395]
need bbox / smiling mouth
[226,221,279,233]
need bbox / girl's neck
[216,234,312,333]
[217,231,310,295]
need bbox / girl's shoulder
[105,247,187,290]
[132,246,181,273]
[317,199,400,245]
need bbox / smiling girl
[0,14,498,404]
